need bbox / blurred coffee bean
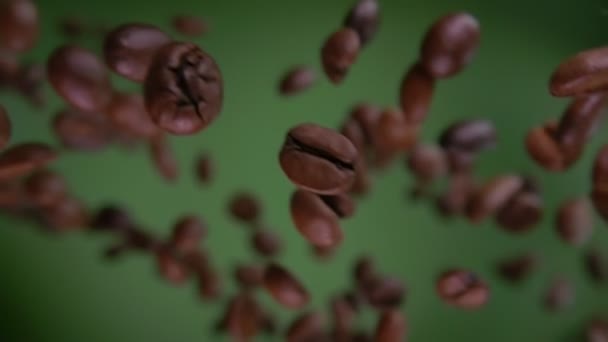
[407,144,447,182]
[144,42,223,135]
[172,15,207,37]
[439,119,496,154]
[0,51,18,85]
[38,197,89,231]
[364,276,406,310]
[466,175,523,223]
[556,197,594,247]
[549,46,608,97]
[556,94,606,158]
[0,180,25,209]
[592,146,608,221]
[353,255,380,290]
[24,169,68,207]
[544,278,575,312]
[234,264,263,289]
[125,227,159,252]
[0,104,11,150]
[148,135,178,182]
[286,312,326,342]
[194,152,213,184]
[279,66,316,96]
[435,173,475,217]
[53,108,113,151]
[497,253,539,284]
[311,244,337,261]
[47,45,113,113]
[373,108,418,162]
[0,0,39,53]
[183,250,222,300]
[320,193,356,219]
[436,269,489,309]
[349,103,381,149]
[341,117,367,152]
[399,63,435,125]
[585,250,608,284]
[495,190,543,233]
[586,319,608,342]
[103,23,172,82]
[0,142,57,181]
[15,62,46,107]
[420,12,480,78]
[251,228,282,257]
[290,189,343,248]
[331,295,357,339]
[91,205,134,232]
[224,292,261,341]
[280,123,357,195]
[343,0,380,45]
[155,247,190,285]
[171,214,206,253]
[374,310,407,342]
[228,191,261,224]
[525,121,567,171]
[263,262,309,309]
[321,28,360,84]
[351,158,372,195]
[105,92,160,140]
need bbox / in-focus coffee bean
[400,63,435,125]
[194,152,213,184]
[343,0,380,45]
[53,108,113,151]
[436,269,489,309]
[172,15,207,37]
[0,0,39,53]
[280,123,358,195]
[0,105,10,150]
[286,312,326,342]
[497,253,539,283]
[290,189,343,248]
[144,42,223,135]
[0,143,57,181]
[251,228,282,257]
[556,197,593,247]
[543,278,575,312]
[263,262,309,309]
[171,214,206,253]
[148,135,179,182]
[549,46,608,97]
[374,310,407,342]
[279,66,316,96]
[321,28,361,84]
[228,191,261,224]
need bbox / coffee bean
[320,193,356,219]
[224,292,261,341]
[372,108,418,161]
[374,310,407,342]
[0,51,19,86]
[144,42,223,135]
[556,198,594,247]
[351,158,372,195]
[0,143,57,181]
[311,244,337,261]
[556,94,606,157]
[584,250,608,284]
[47,45,113,113]
[331,295,357,339]
[286,312,326,342]
[353,255,379,290]
[53,108,113,151]
[586,319,608,342]
[592,146,608,221]
[497,253,539,283]
[495,190,543,233]
[125,227,159,252]
[543,278,575,312]
[38,197,89,231]
[251,228,282,257]
[364,276,406,310]
[349,103,381,149]
[183,250,222,299]
[341,118,367,153]
[399,63,435,125]
[290,189,343,248]
[106,92,160,140]
[280,123,357,195]
[234,264,263,288]
[194,152,213,184]
[435,173,475,217]
[0,180,25,209]
[15,62,45,107]
[228,191,261,224]
[321,28,361,84]
[420,12,480,78]
[23,169,68,207]
[406,144,447,182]
[439,119,496,153]
[525,121,567,171]
[172,15,207,37]
[91,205,135,232]
[436,269,489,309]
[0,105,11,150]
[466,175,523,223]
[263,262,309,309]
[343,0,380,45]
[148,135,179,182]
[0,0,39,53]
[171,214,206,253]
[279,66,316,96]
[549,46,608,97]
[156,247,190,285]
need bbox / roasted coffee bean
[91,205,134,232]
[525,121,567,171]
[497,253,539,283]
[106,92,160,140]
[374,310,407,342]
[144,42,223,135]
[321,28,360,84]
[103,23,172,82]
[125,227,159,252]
[290,189,343,248]
[556,198,593,247]
[549,46,608,97]
[0,51,19,85]
[436,269,489,309]
[171,215,206,253]
[24,169,68,207]
[47,45,113,113]
[495,190,543,233]
[197,265,222,300]
[38,197,89,231]
[0,0,39,52]
[439,119,496,153]
[53,108,113,151]
[343,0,379,45]
[420,12,480,78]
[585,250,608,284]
[466,175,522,223]
[586,319,608,342]
[172,15,207,37]
[194,152,213,184]
[331,295,357,338]
[155,247,190,285]
[311,244,337,261]
[407,144,447,182]
[435,173,475,217]
[0,105,11,150]
[234,264,263,288]
[399,63,435,125]
[0,143,57,181]
[373,108,417,160]
[544,278,575,312]
[349,103,381,148]
[224,293,261,341]
[279,66,316,96]
[341,118,367,153]
[263,262,309,309]
[592,146,608,221]
[280,123,357,195]
[364,276,406,310]
[286,312,326,342]
[0,180,25,209]
[15,62,45,107]
[228,191,261,223]
[148,135,178,182]
[556,94,606,157]
[353,255,380,289]
[320,193,356,219]
[251,228,282,257]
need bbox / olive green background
[0,0,607,341]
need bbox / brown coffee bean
[251,228,282,257]
[374,310,407,342]
[172,15,207,37]
[103,23,172,82]
[144,42,223,135]
[280,123,357,195]
[148,135,178,182]
[91,205,135,232]
[220,293,261,340]
[105,92,160,140]
[234,264,263,288]
[495,190,543,233]
[0,104,11,150]
[171,214,206,253]
[364,276,406,310]
[263,262,309,309]
[15,62,45,107]
[183,250,222,299]
[435,173,475,217]
[543,278,575,312]
[439,119,496,153]
[321,28,361,84]
[320,193,356,219]
[228,191,261,224]
[350,158,372,195]
[420,12,480,78]
[349,103,381,147]
[586,319,608,342]
[286,312,326,342]
[53,108,113,151]
[311,244,337,261]
[279,66,316,96]
[0,0,39,53]
[0,180,26,209]
[353,255,380,289]
[290,189,343,248]
[497,253,539,283]
[466,175,523,223]
[525,121,567,171]
[23,169,68,207]
[47,45,113,113]
[585,250,608,284]
[341,118,367,153]
[155,247,190,285]
[373,108,418,160]
[549,46,608,97]
[38,197,89,231]
[556,94,606,157]
[556,198,593,247]
[0,143,57,181]
[343,0,379,45]
[194,152,213,184]
[406,144,447,182]
[592,146,608,221]
[125,227,159,252]
[399,63,435,125]
[436,269,489,309]
[331,295,357,339]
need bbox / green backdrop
[1,0,607,341]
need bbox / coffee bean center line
[169,63,203,119]
[287,134,354,171]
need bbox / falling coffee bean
[0,105,11,150]
[497,253,539,284]
[234,264,263,289]
[286,312,327,342]
[228,191,261,224]
[319,193,356,219]
[91,205,135,232]
[290,189,343,248]
[343,0,380,45]
[156,247,190,285]
[353,255,380,290]
[556,197,594,247]
[172,15,207,37]
[439,119,496,154]
[549,46,608,97]
[543,278,575,312]
[555,94,606,159]
[321,28,361,84]
[372,108,418,161]
[364,276,406,310]
[586,319,608,342]
[279,66,316,96]
[24,169,68,207]
[525,121,567,171]
[53,108,113,151]
[407,144,447,182]
[194,152,213,184]
[399,63,435,125]
[105,92,160,140]
[224,292,261,341]
[495,189,543,233]
[436,269,489,310]
[144,42,223,135]
[170,214,206,253]
[0,143,57,181]
[466,174,523,223]
[263,262,309,309]
[251,228,282,257]
[148,135,179,182]
[0,0,39,53]
[584,250,608,284]
[38,197,89,231]
[374,310,407,342]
